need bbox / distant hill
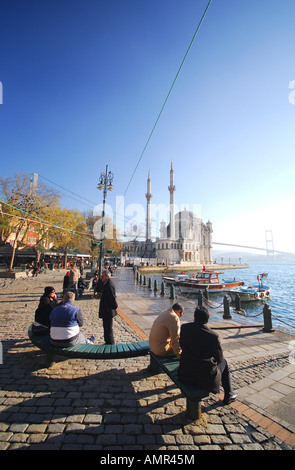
[212,250,295,264]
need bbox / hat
[44,286,55,295]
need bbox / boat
[228,273,271,303]
[164,269,244,294]
[162,271,190,285]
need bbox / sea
[152,263,295,335]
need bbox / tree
[0,173,60,269]
[48,207,88,267]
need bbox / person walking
[178,306,237,405]
[98,269,118,344]
[149,303,184,359]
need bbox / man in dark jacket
[178,306,237,405]
[32,286,58,335]
[98,269,118,344]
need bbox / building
[122,163,213,266]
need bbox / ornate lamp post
[97,165,114,277]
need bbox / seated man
[32,286,58,335]
[149,303,184,359]
[77,276,88,298]
[49,291,86,347]
[178,306,237,405]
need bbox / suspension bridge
[213,231,295,256]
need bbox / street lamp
[97,164,114,277]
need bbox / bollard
[143,275,146,286]
[263,304,274,332]
[235,294,241,311]
[154,279,158,291]
[203,287,209,301]
[136,271,139,282]
[161,281,165,296]
[170,284,175,299]
[139,274,142,285]
[223,295,232,319]
[148,277,152,289]
[198,290,202,307]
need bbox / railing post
[235,294,241,311]
[263,304,274,332]
[170,284,175,299]
[198,290,202,307]
[223,295,232,319]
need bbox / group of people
[32,269,119,347]
[149,303,237,405]
[32,267,236,405]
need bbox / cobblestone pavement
[0,269,294,451]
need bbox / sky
[1,0,295,254]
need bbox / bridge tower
[265,230,275,261]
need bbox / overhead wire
[121,0,213,200]
[0,199,95,243]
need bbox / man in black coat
[178,306,237,405]
[98,269,118,344]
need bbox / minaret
[145,170,152,242]
[168,161,176,239]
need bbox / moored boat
[228,273,271,303]
[164,269,244,294]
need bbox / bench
[148,351,210,421]
[28,325,150,368]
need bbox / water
[152,263,295,334]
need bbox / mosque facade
[122,163,213,265]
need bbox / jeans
[50,332,86,348]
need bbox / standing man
[66,263,80,299]
[99,269,118,344]
[149,303,184,359]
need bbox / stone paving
[0,268,295,450]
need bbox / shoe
[223,392,237,405]
[86,335,95,344]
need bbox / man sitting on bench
[178,306,237,405]
[49,291,86,347]
[149,303,184,359]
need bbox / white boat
[228,273,271,303]
[162,272,190,285]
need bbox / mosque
[122,162,213,266]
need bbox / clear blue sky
[1,0,295,253]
